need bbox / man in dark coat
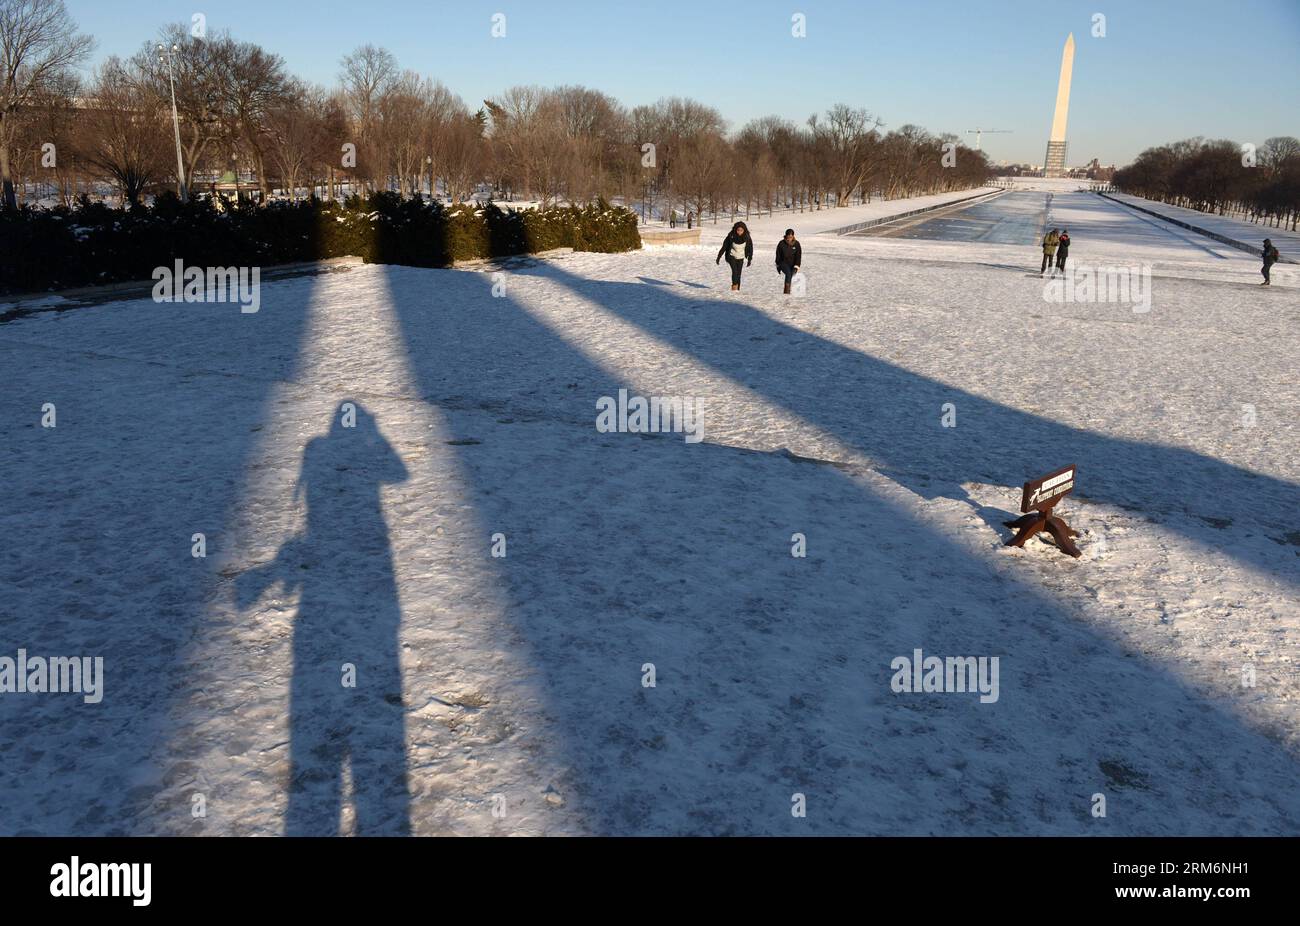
[775,228,802,294]
[1055,229,1071,273]
[1261,238,1279,285]
[716,221,754,290]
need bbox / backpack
[1268,246,1280,262]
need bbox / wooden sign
[1020,464,1075,513]
[1005,464,1082,557]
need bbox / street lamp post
[158,43,187,202]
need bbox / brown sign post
[1004,464,1082,557]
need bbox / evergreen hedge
[0,193,641,295]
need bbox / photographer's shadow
[238,401,411,835]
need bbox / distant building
[1085,159,1116,181]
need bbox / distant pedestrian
[1040,228,1060,276]
[775,228,802,294]
[687,211,694,229]
[716,221,753,290]
[1055,229,1070,273]
[1261,238,1279,285]
[669,210,676,228]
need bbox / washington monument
[1043,33,1074,177]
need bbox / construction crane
[966,128,1013,151]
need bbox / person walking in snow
[775,228,802,294]
[1040,228,1060,276]
[1055,229,1070,274]
[717,221,753,290]
[1261,238,1279,285]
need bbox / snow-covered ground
[683,187,999,239]
[0,191,1296,836]
[1104,191,1300,256]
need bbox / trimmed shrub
[521,198,642,254]
[0,195,640,296]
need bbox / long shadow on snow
[383,263,1298,835]
[519,261,1300,586]
[0,275,316,834]
[236,401,411,835]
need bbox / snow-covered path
[1,195,1297,835]
[651,186,999,240]
[1103,192,1300,257]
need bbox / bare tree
[485,86,571,205]
[262,81,336,201]
[77,57,170,205]
[370,70,459,197]
[675,130,731,225]
[635,96,724,219]
[131,26,231,200]
[416,77,463,199]
[0,0,94,209]
[221,38,292,199]
[550,84,627,202]
[440,109,487,203]
[812,104,882,205]
[16,65,77,204]
[1260,136,1300,170]
[338,44,396,191]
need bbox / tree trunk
[0,140,16,210]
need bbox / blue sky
[65,0,1299,166]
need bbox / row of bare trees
[1,0,995,216]
[625,100,997,225]
[1113,136,1300,230]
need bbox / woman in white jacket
[716,221,754,291]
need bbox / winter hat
[785,228,795,236]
